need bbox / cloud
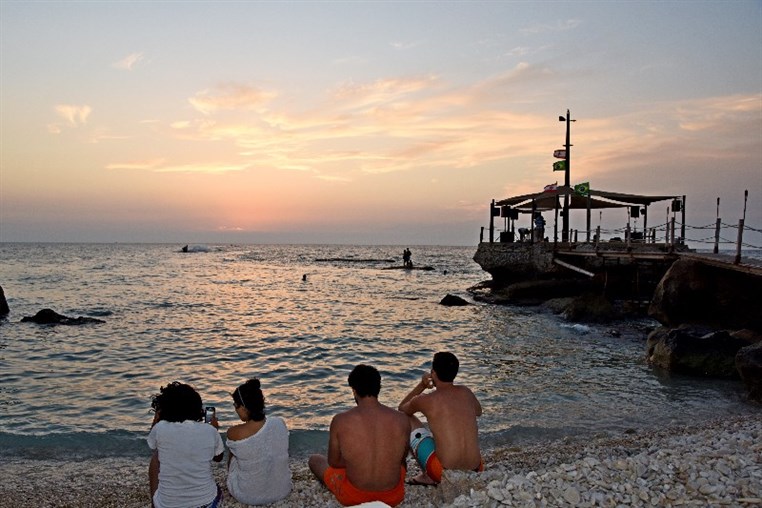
[189,84,277,115]
[105,158,167,170]
[55,104,92,126]
[315,174,352,183]
[520,19,581,35]
[107,158,249,174]
[390,40,424,50]
[112,52,144,70]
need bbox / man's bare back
[309,364,410,506]
[399,352,483,483]
[410,383,481,469]
[332,402,409,490]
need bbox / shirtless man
[398,351,483,485]
[309,364,410,507]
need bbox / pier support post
[489,199,495,243]
[681,194,686,244]
[595,226,600,253]
[714,218,721,254]
[734,218,744,265]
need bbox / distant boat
[180,245,211,253]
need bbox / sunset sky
[1,1,760,246]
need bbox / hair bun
[250,378,261,390]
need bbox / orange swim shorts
[323,465,406,507]
[425,453,484,483]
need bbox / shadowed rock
[563,293,617,323]
[440,294,470,306]
[647,326,748,378]
[0,285,9,316]
[21,308,105,325]
[735,336,762,402]
[649,259,762,331]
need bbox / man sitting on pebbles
[309,364,410,507]
[399,351,483,485]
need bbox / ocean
[0,243,757,462]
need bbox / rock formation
[440,294,470,306]
[21,308,105,325]
[649,259,762,332]
[646,326,750,378]
[0,285,9,316]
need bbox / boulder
[649,259,762,331]
[736,341,762,401]
[648,327,749,378]
[21,308,105,325]
[563,293,617,323]
[730,329,762,346]
[0,285,9,316]
[440,294,470,306]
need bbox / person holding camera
[148,381,224,508]
[225,378,292,506]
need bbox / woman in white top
[148,381,225,508]
[226,378,292,505]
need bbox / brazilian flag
[574,182,590,196]
[552,160,566,172]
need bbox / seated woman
[226,378,292,505]
[148,381,224,508]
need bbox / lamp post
[559,109,575,242]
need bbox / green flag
[552,160,566,172]
[574,182,590,196]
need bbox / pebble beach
[2,414,759,508]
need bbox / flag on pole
[574,182,590,196]
[553,149,566,159]
[552,160,566,172]
[543,183,558,193]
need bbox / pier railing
[481,218,761,266]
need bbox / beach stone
[563,486,581,504]
[440,294,470,306]
[0,285,9,316]
[736,341,762,401]
[21,308,105,325]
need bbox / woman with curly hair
[148,381,224,508]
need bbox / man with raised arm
[398,351,483,485]
[309,364,410,506]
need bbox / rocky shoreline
[2,415,759,507]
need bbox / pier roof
[496,186,677,211]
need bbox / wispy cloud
[112,52,144,70]
[520,19,581,35]
[106,158,167,170]
[55,104,92,126]
[390,40,424,50]
[107,158,249,174]
[189,84,277,115]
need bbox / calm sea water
[0,243,757,460]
